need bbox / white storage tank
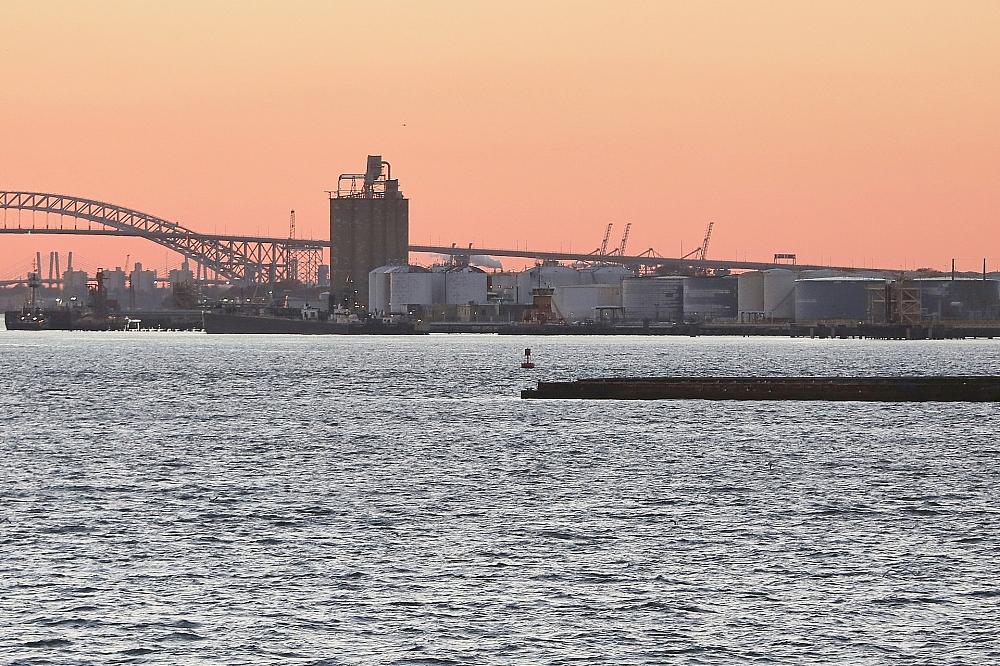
[763,269,796,319]
[737,271,765,316]
[551,284,622,322]
[368,265,395,314]
[388,267,444,314]
[622,277,684,322]
[794,277,885,321]
[515,264,580,304]
[683,276,738,321]
[444,266,489,305]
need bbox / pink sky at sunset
[1,0,998,277]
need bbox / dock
[521,376,1000,401]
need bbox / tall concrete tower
[329,155,408,309]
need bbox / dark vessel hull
[523,376,1000,402]
[4,309,129,331]
[203,312,424,335]
[5,309,75,331]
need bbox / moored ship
[203,306,425,335]
[4,307,75,331]
[3,269,129,332]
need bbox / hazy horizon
[2,0,999,275]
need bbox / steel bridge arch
[0,191,320,283]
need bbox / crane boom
[599,223,613,256]
[698,221,715,261]
[617,222,631,256]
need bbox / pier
[522,376,1000,401]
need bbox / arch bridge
[0,191,325,283]
[2,191,900,282]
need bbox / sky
[1,0,999,277]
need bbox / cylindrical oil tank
[444,266,488,305]
[763,269,796,319]
[515,265,580,304]
[914,278,1000,321]
[622,277,684,322]
[389,267,440,313]
[368,265,394,314]
[738,271,765,316]
[794,277,885,321]
[683,276,737,321]
[551,284,622,322]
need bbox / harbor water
[2,332,999,664]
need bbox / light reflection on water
[1,332,999,664]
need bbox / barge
[521,376,1000,401]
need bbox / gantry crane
[599,222,613,256]
[617,222,631,256]
[698,220,714,261]
[681,221,716,261]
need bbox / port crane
[698,220,714,261]
[677,221,718,276]
[681,221,715,261]
[598,222,613,255]
[616,222,631,256]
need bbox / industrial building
[330,155,408,309]
[470,264,1000,326]
[168,259,195,286]
[368,264,490,316]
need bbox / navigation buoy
[521,347,535,369]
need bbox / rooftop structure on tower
[329,155,408,309]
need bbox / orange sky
[2,0,999,277]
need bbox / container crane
[617,222,631,256]
[698,220,714,261]
[680,221,716,261]
[599,223,613,256]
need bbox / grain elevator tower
[329,155,408,309]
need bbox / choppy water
[1,332,999,664]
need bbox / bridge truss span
[0,191,324,284]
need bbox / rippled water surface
[2,331,999,664]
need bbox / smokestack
[54,252,60,287]
[36,251,42,276]
[67,251,74,271]
[48,251,54,283]
[984,258,988,281]
[951,258,956,281]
